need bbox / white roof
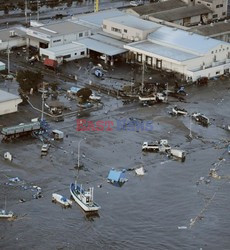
[106,15,161,31]
[0,61,5,66]
[78,36,127,56]
[43,43,86,56]
[148,26,224,54]
[74,9,126,27]
[0,90,21,103]
[125,40,199,62]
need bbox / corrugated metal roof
[73,9,126,27]
[125,40,199,61]
[0,90,21,103]
[149,5,212,22]
[128,0,186,16]
[148,26,224,54]
[106,15,161,31]
[78,37,127,56]
[189,21,230,36]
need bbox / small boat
[70,182,101,212]
[0,209,14,218]
[52,193,72,207]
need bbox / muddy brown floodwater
[0,78,230,250]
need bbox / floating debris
[135,166,145,176]
[4,152,13,162]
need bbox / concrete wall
[0,99,22,115]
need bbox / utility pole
[7,43,10,75]
[25,0,28,25]
[141,59,145,94]
[41,82,44,121]
[189,115,192,138]
[37,0,40,21]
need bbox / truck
[139,93,166,103]
[1,121,41,141]
[52,129,64,140]
[142,139,171,153]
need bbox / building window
[211,51,214,54]
[111,27,121,33]
[216,71,220,74]
[53,39,61,43]
[222,12,226,15]
[156,59,162,69]
[216,5,220,8]
[75,53,77,55]
[213,14,218,18]
[124,29,127,33]
[207,4,210,6]
[219,4,223,7]
[79,33,83,37]
[137,53,142,62]
[103,24,107,29]
[85,31,89,36]
[63,54,71,59]
[146,56,152,66]
[197,1,201,3]
[80,51,85,55]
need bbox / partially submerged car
[192,112,209,126]
[171,106,188,116]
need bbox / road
[0,0,131,27]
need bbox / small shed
[107,169,127,183]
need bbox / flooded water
[0,79,230,249]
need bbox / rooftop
[189,21,230,36]
[42,43,86,56]
[0,90,21,103]
[148,26,224,55]
[78,34,127,56]
[127,0,186,16]
[105,15,161,31]
[72,9,126,27]
[0,27,26,42]
[29,21,89,37]
[125,40,199,62]
[149,5,212,22]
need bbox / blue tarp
[107,169,126,183]
[70,87,81,94]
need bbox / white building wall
[0,99,22,115]
[0,38,26,51]
[195,0,228,19]
[103,19,153,41]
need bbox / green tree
[16,70,43,93]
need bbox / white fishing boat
[52,193,72,207]
[70,182,101,212]
[0,198,14,218]
[0,209,14,218]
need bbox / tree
[77,88,92,103]
[16,70,43,93]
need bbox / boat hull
[70,183,100,212]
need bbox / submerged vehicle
[70,182,101,212]
[169,149,186,161]
[41,144,50,156]
[0,210,14,218]
[192,112,209,126]
[171,106,188,116]
[142,139,171,153]
[52,193,72,207]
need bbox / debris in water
[178,226,187,230]
[4,152,13,161]
[135,166,145,176]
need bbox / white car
[130,1,143,6]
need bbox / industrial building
[0,90,22,115]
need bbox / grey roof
[125,40,199,62]
[128,0,186,16]
[189,21,230,36]
[0,90,21,103]
[0,27,26,42]
[73,9,126,27]
[148,26,224,54]
[149,5,212,22]
[201,0,213,3]
[106,15,161,31]
[43,43,86,55]
[78,35,127,56]
[29,21,89,37]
